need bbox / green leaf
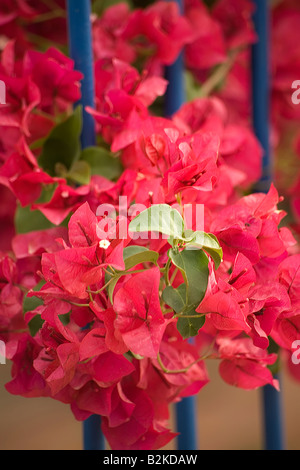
[14,182,58,234]
[128,205,222,269]
[128,204,185,240]
[122,245,149,258]
[58,311,71,326]
[163,248,209,339]
[162,284,186,314]
[183,230,223,268]
[23,294,43,315]
[106,246,159,303]
[23,280,46,337]
[28,315,44,337]
[92,0,133,15]
[106,274,121,305]
[201,233,223,269]
[176,305,205,339]
[23,280,45,314]
[185,70,202,102]
[38,106,82,176]
[123,246,159,270]
[169,248,209,306]
[80,146,123,181]
[15,205,55,234]
[66,160,91,185]
[162,284,205,339]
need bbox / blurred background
[1,0,300,452]
[1,357,300,450]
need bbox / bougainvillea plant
[1,0,300,450]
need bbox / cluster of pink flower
[1,0,300,450]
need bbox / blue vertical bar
[251,0,285,450]
[164,0,198,451]
[66,0,104,451]
[164,50,185,117]
[66,0,96,149]
[83,414,105,451]
[164,0,185,117]
[175,397,198,450]
[251,0,273,194]
[262,374,286,450]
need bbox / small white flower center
[99,239,110,249]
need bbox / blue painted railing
[251,0,273,194]
[66,0,105,451]
[66,0,96,149]
[66,0,285,451]
[164,0,198,452]
[251,0,285,451]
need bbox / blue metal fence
[66,0,104,451]
[66,0,285,451]
[251,0,285,451]
[164,0,198,452]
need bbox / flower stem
[156,352,203,375]
[174,312,206,319]
[28,9,65,24]
[198,48,242,98]
[164,258,171,286]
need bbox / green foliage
[28,315,44,337]
[80,146,123,181]
[164,248,209,338]
[38,106,82,176]
[23,280,46,337]
[128,204,185,241]
[106,246,159,303]
[92,0,133,16]
[37,105,123,184]
[15,204,55,234]
[128,204,223,267]
[129,204,222,338]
